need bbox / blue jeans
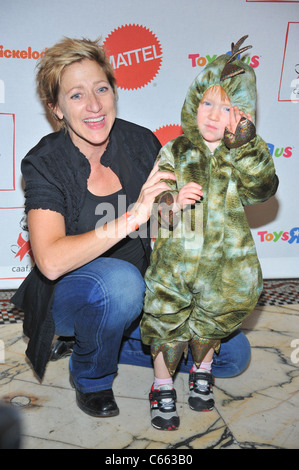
[51,258,251,393]
[51,258,145,393]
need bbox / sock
[191,359,213,373]
[154,377,173,389]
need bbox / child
[141,36,279,430]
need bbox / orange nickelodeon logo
[154,124,183,146]
[103,24,163,90]
[0,45,47,59]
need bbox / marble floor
[1,287,299,451]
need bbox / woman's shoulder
[114,118,160,146]
[21,130,89,184]
[114,117,152,134]
[23,130,69,163]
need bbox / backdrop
[1,0,298,288]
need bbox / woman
[11,37,174,417]
[12,37,251,419]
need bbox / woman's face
[53,59,116,157]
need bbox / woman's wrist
[123,211,139,232]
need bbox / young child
[141,36,279,431]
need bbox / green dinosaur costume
[141,37,279,375]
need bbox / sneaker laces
[193,369,212,393]
[158,385,175,410]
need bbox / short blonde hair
[36,37,117,128]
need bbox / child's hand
[224,106,256,148]
[228,106,252,134]
[176,182,203,211]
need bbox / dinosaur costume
[141,37,279,375]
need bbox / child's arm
[225,108,278,205]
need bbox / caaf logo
[10,215,34,274]
[154,125,183,146]
[103,24,163,90]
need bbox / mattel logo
[103,24,163,90]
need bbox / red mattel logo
[103,24,163,90]
[154,125,183,146]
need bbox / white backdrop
[1,0,298,288]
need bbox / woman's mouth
[83,116,105,125]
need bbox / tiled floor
[1,282,299,451]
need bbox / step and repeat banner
[0,0,298,288]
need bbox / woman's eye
[98,86,108,93]
[224,106,230,113]
[71,93,81,100]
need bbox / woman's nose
[87,92,102,112]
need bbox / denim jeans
[51,258,145,393]
[51,257,251,393]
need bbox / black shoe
[70,378,119,417]
[49,337,75,361]
[188,370,215,411]
[149,384,180,430]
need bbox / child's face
[197,88,231,152]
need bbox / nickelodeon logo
[0,45,47,60]
[103,24,163,90]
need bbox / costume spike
[151,342,189,376]
[221,35,252,81]
[189,335,220,369]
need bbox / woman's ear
[48,103,63,120]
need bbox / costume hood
[181,36,257,148]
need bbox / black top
[77,188,145,267]
[11,118,161,378]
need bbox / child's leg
[154,351,172,379]
[194,347,214,371]
[150,351,180,431]
[189,347,215,411]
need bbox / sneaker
[149,384,180,430]
[188,369,215,411]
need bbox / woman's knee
[85,259,145,318]
[53,258,145,333]
[106,261,145,317]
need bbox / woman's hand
[131,160,176,226]
[228,106,252,135]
